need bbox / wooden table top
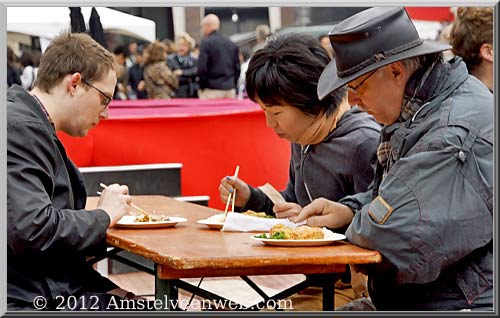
[86,195,382,279]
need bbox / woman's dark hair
[245,33,346,117]
[19,51,34,68]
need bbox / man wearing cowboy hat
[293,7,493,310]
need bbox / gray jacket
[341,58,493,310]
[244,106,381,217]
[7,85,117,309]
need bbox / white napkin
[221,212,306,232]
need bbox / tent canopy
[7,7,156,43]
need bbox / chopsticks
[98,183,151,216]
[223,165,240,221]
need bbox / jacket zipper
[300,145,314,203]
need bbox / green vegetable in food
[270,231,286,239]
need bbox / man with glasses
[82,78,113,110]
[293,7,493,310]
[7,31,139,310]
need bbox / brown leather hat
[318,7,451,100]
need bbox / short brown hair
[144,41,168,65]
[450,7,493,72]
[33,31,116,93]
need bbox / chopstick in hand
[224,165,240,221]
[99,183,150,216]
[223,192,233,215]
[231,166,240,213]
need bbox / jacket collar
[8,85,56,135]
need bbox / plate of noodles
[116,214,187,229]
[251,224,346,247]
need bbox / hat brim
[317,40,452,100]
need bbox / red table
[59,98,291,209]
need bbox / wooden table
[86,195,382,311]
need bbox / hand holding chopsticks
[223,165,240,221]
[99,183,150,216]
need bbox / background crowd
[7,7,494,101]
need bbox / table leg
[305,273,338,311]
[154,264,179,310]
[321,274,336,311]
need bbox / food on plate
[134,213,170,222]
[263,224,325,240]
[242,210,275,218]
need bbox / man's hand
[273,202,302,219]
[290,198,354,229]
[97,183,131,227]
[173,69,183,76]
[219,175,251,208]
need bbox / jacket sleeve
[349,131,379,193]
[181,56,198,77]
[346,126,493,284]
[233,45,241,88]
[241,146,297,216]
[197,41,209,88]
[7,122,111,257]
[166,56,176,70]
[161,64,179,90]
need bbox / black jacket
[128,63,147,99]
[7,85,117,309]
[8,64,22,87]
[197,30,240,90]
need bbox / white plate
[116,215,187,229]
[197,213,225,230]
[196,219,224,230]
[251,228,346,247]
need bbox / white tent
[7,7,156,44]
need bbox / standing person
[7,45,22,87]
[112,44,130,100]
[237,47,251,99]
[128,45,147,99]
[197,14,240,99]
[318,34,334,59]
[167,32,199,98]
[143,41,179,99]
[252,24,271,54]
[295,7,493,311]
[219,33,381,309]
[19,50,39,90]
[450,6,493,92]
[7,31,138,310]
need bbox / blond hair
[175,32,196,51]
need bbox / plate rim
[251,229,346,245]
[117,215,187,226]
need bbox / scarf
[376,57,444,175]
[295,98,350,145]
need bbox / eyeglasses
[81,79,113,109]
[347,70,377,95]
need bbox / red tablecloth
[58,98,291,209]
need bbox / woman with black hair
[220,33,380,224]
[218,33,381,309]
